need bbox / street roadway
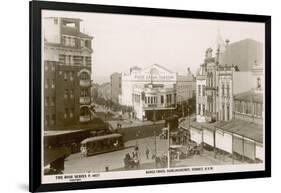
[64,136,168,173]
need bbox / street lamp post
[167,124,170,168]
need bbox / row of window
[45,79,55,89]
[145,96,158,105]
[197,103,230,121]
[44,63,55,72]
[64,89,74,99]
[234,100,262,117]
[59,54,91,66]
[221,83,230,97]
[198,85,205,97]
[45,97,55,107]
[64,108,74,119]
[197,84,231,97]
[45,114,56,126]
[222,103,231,121]
[197,104,205,116]
[63,71,75,81]
[61,35,91,49]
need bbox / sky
[43,10,265,84]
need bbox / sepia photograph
[40,7,267,185]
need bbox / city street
[64,136,169,173]
[64,135,242,174]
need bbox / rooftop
[182,119,263,143]
[234,89,263,103]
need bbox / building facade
[196,38,263,123]
[110,72,122,104]
[120,64,195,121]
[43,17,93,130]
[176,68,196,116]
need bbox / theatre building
[120,64,194,121]
[43,17,93,130]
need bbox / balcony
[80,115,91,123]
[80,96,91,104]
[80,80,91,87]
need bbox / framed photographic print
[29,0,271,192]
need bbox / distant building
[97,82,111,101]
[220,38,263,72]
[176,68,196,115]
[110,73,122,103]
[43,17,93,130]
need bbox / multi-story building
[110,72,122,104]
[196,38,263,123]
[120,64,195,121]
[176,68,196,116]
[43,17,93,130]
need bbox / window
[226,84,230,97]
[64,72,68,81]
[222,84,225,96]
[51,79,55,89]
[227,105,230,120]
[198,85,201,96]
[54,18,58,24]
[202,104,205,116]
[70,38,75,47]
[80,72,89,80]
[45,79,48,89]
[70,108,74,118]
[51,63,55,71]
[198,104,201,115]
[64,89,69,99]
[69,72,74,81]
[202,85,205,96]
[70,90,74,99]
[161,95,164,104]
[64,109,69,119]
[81,39,85,48]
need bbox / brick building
[43,17,93,130]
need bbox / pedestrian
[146,147,150,159]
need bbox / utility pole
[167,124,170,168]
[154,131,157,168]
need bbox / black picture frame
[30,0,271,192]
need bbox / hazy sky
[43,10,265,84]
